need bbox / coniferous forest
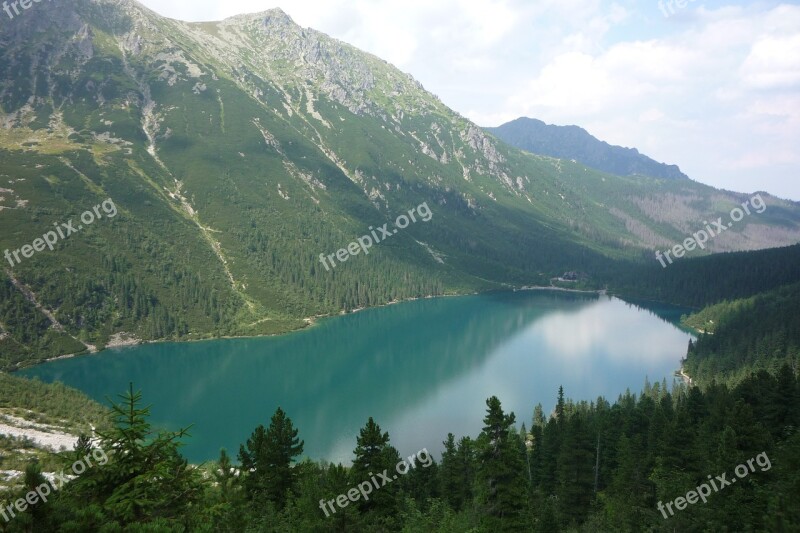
[0,361,798,532]
[2,243,800,532]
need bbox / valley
[0,4,798,368]
[0,1,798,531]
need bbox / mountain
[486,117,689,180]
[1,1,799,367]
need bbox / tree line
[1,365,798,532]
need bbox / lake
[20,290,693,464]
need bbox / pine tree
[74,433,93,462]
[204,448,248,531]
[536,497,559,533]
[350,417,401,521]
[456,436,477,511]
[532,404,546,429]
[214,449,239,504]
[439,433,476,512]
[61,383,203,528]
[16,459,49,527]
[477,396,530,532]
[238,407,304,508]
[555,412,595,527]
[403,457,439,511]
[440,433,461,509]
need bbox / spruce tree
[350,417,401,520]
[58,384,202,529]
[438,435,477,513]
[456,436,477,511]
[440,433,466,510]
[477,396,529,531]
[555,413,595,527]
[239,407,304,508]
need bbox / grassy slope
[0,372,110,490]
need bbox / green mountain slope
[0,1,799,367]
[605,243,800,308]
[683,282,800,385]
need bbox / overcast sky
[136,0,800,201]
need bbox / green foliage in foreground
[1,367,798,532]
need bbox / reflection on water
[20,291,692,464]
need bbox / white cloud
[741,35,800,90]
[639,108,665,122]
[497,3,800,198]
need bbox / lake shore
[517,285,608,295]
[29,286,608,369]
[25,290,475,369]
[17,291,694,464]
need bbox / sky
[137,0,800,201]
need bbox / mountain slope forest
[683,282,800,386]
[0,1,799,368]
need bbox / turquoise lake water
[20,290,693,464]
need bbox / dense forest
[605,244,800,309]
[683,282,800,387]
[5,237,800,373]
[1,363,798,532]
[3,243,800,531]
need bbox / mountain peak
[221,7,297,26]
[487,117,688,181]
